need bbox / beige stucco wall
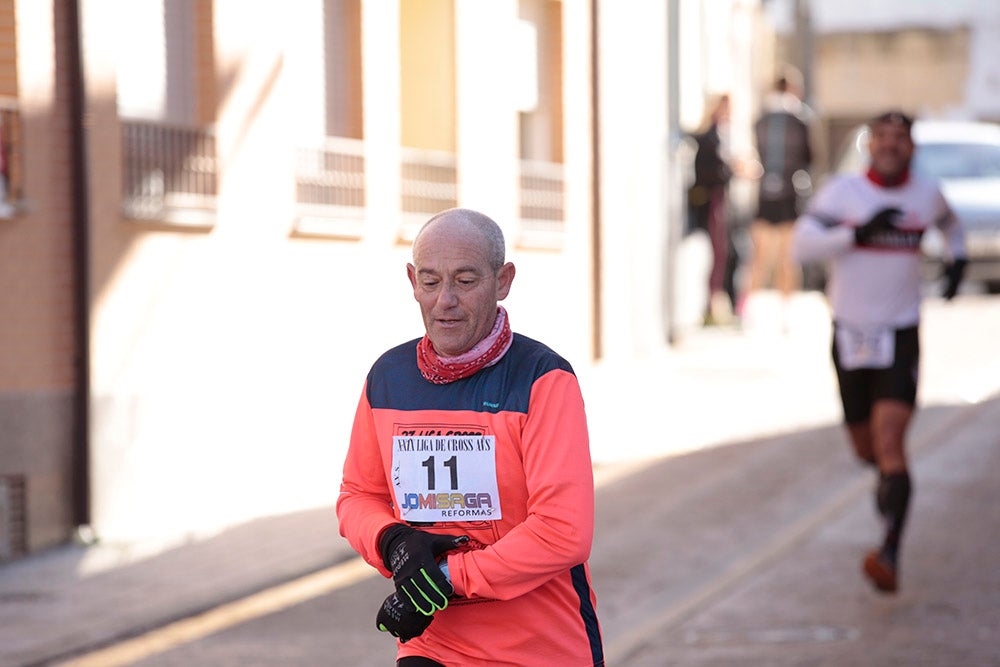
[3,0,758,550]
[815,28,970,119]
[77,0,606,545]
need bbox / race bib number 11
[392,435,501,522]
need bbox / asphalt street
[2,293,998,667]
[94,395,1000,667]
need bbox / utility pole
[664,0,682,345]
[794,0,814,107]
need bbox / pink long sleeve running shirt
[337,333,604,667]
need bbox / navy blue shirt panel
[365,334,575,415]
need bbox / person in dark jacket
[742,70,813,327]
[689,94,734,325]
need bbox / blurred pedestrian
[742,69,813,328]
[791,111,967,593]
[336,208,604,665]
[690,93,735,325]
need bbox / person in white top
[792,110,966,593]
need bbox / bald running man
[337,208,604,665]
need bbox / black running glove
[942,258,968,300]
[855,207,902,245]
[379,524,469,615]
[376,592,433,643]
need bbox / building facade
[769,0,1000,170]
[1,0,766,556]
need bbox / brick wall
[0,0,78,557]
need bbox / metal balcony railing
[401,146,457,208]
[293,136,366,237]
[398,147,458,241]
[518,159,565,249]
[121,119,218,225]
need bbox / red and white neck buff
[866,166,910,188]
[417,307,513,384]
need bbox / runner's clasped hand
[379,524,469,615]
[376,592,433,642]
[854,207,902,245]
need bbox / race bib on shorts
[392,435,501,522]
[835,325,895,370]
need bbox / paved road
[7,294,997,667]
[603,397,1000,666]
[87,396,999,667]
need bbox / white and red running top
[792,170,966,329]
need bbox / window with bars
[396,145,459,242]
[0,0,21,218]
[117,0,218,226]
[517,0,566,249]
[398,0,458,239]
[0,102,21,218]
[292,0,367,238]
[120,119,217,225]
[294,137,366,238]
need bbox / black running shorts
[398,657,446,667]
[756,196,800,224]
[831,324,920,424]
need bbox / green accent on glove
[376,592,433,643]
[378,524,469,616]
[399,567,453,615]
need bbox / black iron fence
[121,119,217,224]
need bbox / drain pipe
[664,0,682,345]
[66,0,91,530]
[589,0,602,360]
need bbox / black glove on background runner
[942,258,968,300]
[376,591,433,642]
[379,524,469,615]
[855,207,902,245]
